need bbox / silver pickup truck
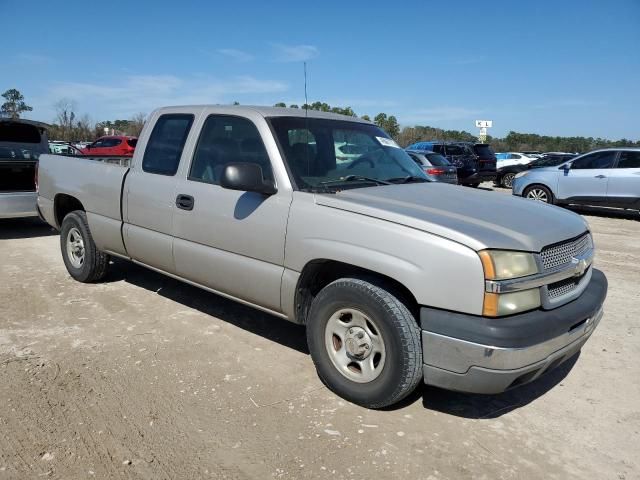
[37,106,607,408]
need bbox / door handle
[175,194,194,211]
[594,175,607,179]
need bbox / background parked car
[512,148,640,211]
[81,135,137,156]
[472,142,498,171]
[495,153,576,188]
[495,152,538,168]
[49,141,82,155]
[405,141,495,186]
[0,118,49,218]
[521,151,544,158]
[405,149,458,184]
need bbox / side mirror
[562,162,571,171]
[220,162,277,196]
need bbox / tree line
[274,101,639,152]
[2,88,637,152]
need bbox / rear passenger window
[571,151,616,169]
[142,114,194,176]
[617,151,640,168]
[189,115,272,185]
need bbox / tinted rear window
[0,122,41,143]
[617,151,640,168]
[435,145,466,156]
[425,153,450,166]
[127,138,138,147]
[142,114,194,176]
[474,144,495,158]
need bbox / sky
[1,0,639,139]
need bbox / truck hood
[315,183,588,252]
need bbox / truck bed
[0,160,36,193]
[37,154,129,230]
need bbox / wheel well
[294,260,419,325]
[54,194,85,228]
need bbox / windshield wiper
[385,175,430,184]
[319,175,391,186]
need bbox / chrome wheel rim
[526,188,549,202]
[503,174,515,188]
[66,227,85,268]
[324,308,386,383]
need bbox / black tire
[306,278,422,409]
[523,184,554,204]
[501,173,516,189]
[60,210,109,283]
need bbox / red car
[81,136,137,156]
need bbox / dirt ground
[1,193,639,479]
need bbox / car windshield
[269,116,426,190]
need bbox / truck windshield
[269,116,426,190]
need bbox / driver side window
[571,151,617,170]
[189,115,273,185]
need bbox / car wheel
[524,185,554,204]
[306,278,423,409]
[502,173,516,188]
[60,210,109,283]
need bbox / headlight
[514,171,528,179]
[478,250,540,316]
[483,289,541,316]
[478,250,538,280]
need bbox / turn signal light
[425,168,446,175]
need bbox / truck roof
[153,105,372,124]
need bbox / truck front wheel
[60,210,109,283]
[306,278,423,408]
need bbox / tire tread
[307,277,423,409]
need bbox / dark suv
[405,141,496,186]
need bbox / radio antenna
[304,61,309,112]
[303,61,310,175]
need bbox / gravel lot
[1,189,639,479]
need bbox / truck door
[123,113,196,273]
[172,113,291,313]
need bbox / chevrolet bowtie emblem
[571,257,588,277]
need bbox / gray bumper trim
[422,306,602,394]
[0,191,38,219]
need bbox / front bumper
[420,268,607,394]
[0,191,38,219]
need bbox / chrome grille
[541,233,593,271]
[547,275,583,299]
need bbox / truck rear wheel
[306,278,422,409]
[60,210,109,283]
